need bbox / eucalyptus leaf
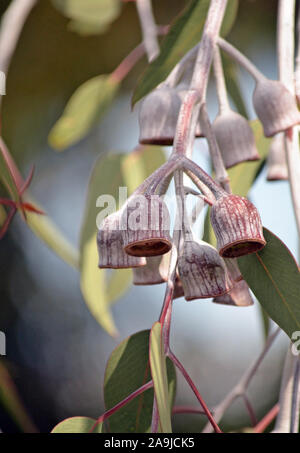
[149,322,172,433]
[51,416,103,433]
[104,330,176,433]
[52,0,121,36]
[48,75,119,151]
[238,228,300,340]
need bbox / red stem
[172,406,208,416]
[243,394,258,427]
[253,403,280,433]
[90,380,153,432]
[167,350,222,433]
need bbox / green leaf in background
[23,194,80,269]
[149,322,172,433]
[79,146,166,335]
[0,205,6,226]
[51,416,103,433]
[222,52,248,118]
[48,75,119,151]
[238,228,300,340]
[52,0,122,36]
[104,330,176,433]
[0,362,37,433]
[203,120,270,246]
[132,0,239,105]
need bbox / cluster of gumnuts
[97,40,300,307]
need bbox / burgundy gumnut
[177,239,233,300]
[138,86,182,145]
[213,279,254,307]
[212,110,259,168]
[266,133,288,181]
[132,253,170,285]
[121,194,172,257]
[210,194,266,258]
[97,212,146,269]
[253,79,300,137]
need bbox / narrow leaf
[238,228,300,340]
[104,330,176,433]
[0,362,37,433]
[51,416,103,433]
[48,75,119,151]
[149,322,172,433]
[222,52,248,118]
[132,0,239,105]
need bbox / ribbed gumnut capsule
[132,253,170,285]
[253,79,300,137]
[212,110,259,168]
[213,279,254,306]
[177,239,233,300]
[210,194,266,258]
[121,194,172,257]
[266,133,288,181]
[97,212,146,269]
[138,86,182,145]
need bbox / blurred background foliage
[0,0,290,433]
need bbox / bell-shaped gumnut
[178,239,233,300]
[253,79,300,137]
[138,86,182,145]
[213,279,254,306]
[121,194,172,257]
[97,212,146,269]
[212,110,259,168]
[266,133,288,181]
[133,253,170,285]
[210,194,266,258]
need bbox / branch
[272,346,297,432]
[136,0,159,62]
[202,327,280,433]
[277,0,300,242]
[0,0,37,109]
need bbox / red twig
[167,350,222,433]
[89,380,153,432]
[253,403,280,433]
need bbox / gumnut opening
[97,212,146,269]
[210,194,266,258]
[121,194,172,257]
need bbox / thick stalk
[277,0,300,242]
[213,47,230,113]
